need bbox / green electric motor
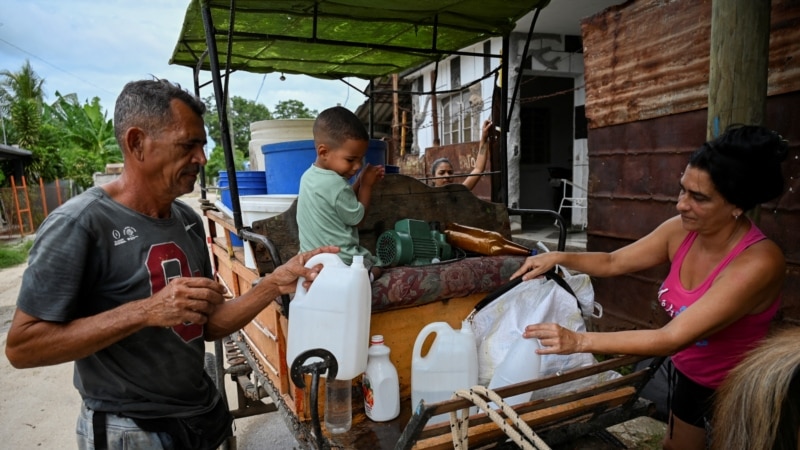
[375,219,453,267]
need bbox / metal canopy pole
[193,50,209,201]
[499,34,510,206]
[368,80,375,137]
[507,7,543,126]
[200,1,243,232]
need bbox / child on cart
[296,106,384,280]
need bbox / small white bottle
[362,335,400,421]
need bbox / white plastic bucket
[240,194,297,269]
[248,119,314,171]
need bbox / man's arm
[5,276,224,368]
[204,245,340,341]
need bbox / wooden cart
[173,1,664,447]
[203,175,663,449]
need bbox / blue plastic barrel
[218,171,267,246]
[261,139,386,194]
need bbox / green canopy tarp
[170,0,548,80]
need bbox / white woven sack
[471,273,618,399]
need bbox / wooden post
[10,176,34,235]
[707,0,771,222]
[430,70,440,147]
[39,177,48,216]
[707,0,771,138]
[392,73,400,151]
[401,111,407,157]
[10,176,23,234]
[55,178,63,206]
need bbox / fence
[0,177,76,238]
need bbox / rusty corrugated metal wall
[581,0,800,331]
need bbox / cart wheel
[205,351,236,450]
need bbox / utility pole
[707,0,771,222]
[707,0,771,138]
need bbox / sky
[0,0,370,118]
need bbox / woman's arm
[524,238,785,356]
[463,119,493,191]
[512,216,682,280]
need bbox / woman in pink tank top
[512,125,788,450]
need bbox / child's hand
[359,164,385,187]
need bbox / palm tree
[49,92,119,161]
[46,92,120,187]
[0,60,46,149]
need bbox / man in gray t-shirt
[5,79,337,450]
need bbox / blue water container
[218,170,267,246]
[262,139,386,194]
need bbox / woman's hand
[511,251,562,281]
[523,323,585,355]
[481,119,493,144]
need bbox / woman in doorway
[511,124,788,450]
[430,119,494,190]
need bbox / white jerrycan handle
[412,322,449,365]
[294,253,347,297]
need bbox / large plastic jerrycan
[286,254,372,380]
[411,320,478,424]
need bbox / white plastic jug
[411,320,479,424]
[363,335,400,422]
[286,254,372,380]
[488,336,542,406]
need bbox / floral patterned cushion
[370,255,526,312]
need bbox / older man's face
[143,99,208,198]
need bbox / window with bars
[440,90,474,145]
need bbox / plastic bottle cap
[370,335,384,345]
[352,255,365,268]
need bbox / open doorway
[518,75,576,226]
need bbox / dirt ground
[0,262,80,449]
[0,191,301,449]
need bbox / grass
[0,239,33,269]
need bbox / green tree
[204,146,246,183]
[0,60,45,149]
[27,119,65,183]
[0,60,50,182]
[49,92,119,160]
[203,95,272,159]
[47,92,120,187]
[273,99,317,119]
[0,62,121,188]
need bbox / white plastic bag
[471,272,618,400]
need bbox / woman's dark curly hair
[688,125,788,211]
